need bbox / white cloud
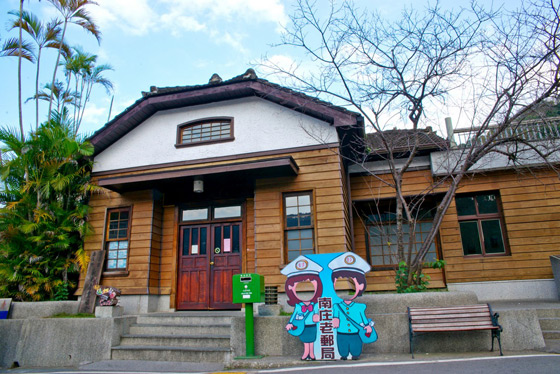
[160,14,206,37]
[89,0,157,36]
[88,0,288,41]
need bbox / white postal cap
[328,252,371,274]
[281,255,323,277]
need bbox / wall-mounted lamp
[193,176,204,193]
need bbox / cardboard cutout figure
[282,256,323,360]
[329,253,377,360]
[282,253,377,361]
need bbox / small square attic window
[176,117,234,147]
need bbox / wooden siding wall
[254,148,348,288]
[246,198,256,274]
[79,189,157,295]
[350,168,560,291]
[441,169,560,283]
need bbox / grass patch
[48,312,95,318]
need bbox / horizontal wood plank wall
[350,170,447,291]
[78,189,155,295]
[350,168,560,290]
[254,148,348,288]
[441,169,560,283]
[246,198,256,274]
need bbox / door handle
[210,261,214,266]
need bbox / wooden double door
[177,222,242,310]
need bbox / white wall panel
[93,97,337,172]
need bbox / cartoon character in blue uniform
[281,255,324,361]
[329,253,376,360]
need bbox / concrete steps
[537,307,560,352]
[111,312,240,363]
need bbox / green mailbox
[232,273,264,304]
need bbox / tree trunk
[18,0,24,141]
[48,20,68,121]
[35,48,42,131]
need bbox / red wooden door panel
[177,226,209,310]
[177,223,241,310]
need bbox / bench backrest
[408,304,498,332]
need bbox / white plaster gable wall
[93,97,338,173]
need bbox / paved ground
[1,350,558,374]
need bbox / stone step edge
[112,345,231,352]
[131,323,231,328]
[122,334,230,339]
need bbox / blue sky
[0,0,509,137]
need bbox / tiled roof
[366,127,448,154]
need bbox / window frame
[179,202,244,224]
[103,206,132,273]
[365,220,441,270]
[175,117,234,148]
[456,191,510,257]
[283,191,316,263]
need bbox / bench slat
[412,321,497,329]
[410,312,492,319]
[409,305,489,312]
[413,325,499,332]
[409,308,489,315]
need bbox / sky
[0,0,513,137]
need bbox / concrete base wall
[117,295,171,315]
[0,316,135,368]
[233,291,546,357]
[448,280,557,301]
[9,301,79,319]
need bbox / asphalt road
[2,354,559,374]
[253,355,560,374]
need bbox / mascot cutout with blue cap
[281,253,378,361]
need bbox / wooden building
[78,71,559,313]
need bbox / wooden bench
[407,304,503,358]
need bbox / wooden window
[284,192,315,262]
[456,192,508,256]
[367,222,438,267]
[105,207,131,271]
[176,117,233,147]
[359,197,440,268]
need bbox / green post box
[232,273,264,359]
[232,273,264,304]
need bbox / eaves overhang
[96,156,299,193]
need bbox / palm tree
[0,112,97,301]
[76,62,113,134]
[30,81,78,115]
[0,37,34,60]
[61,47,113,135]
[9,10,64,131]
[62,47,95,126]
[46,0,101,121]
